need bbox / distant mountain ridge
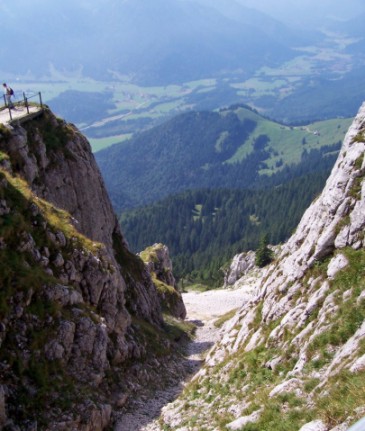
[95,105,351,211]
[0,0,312,85]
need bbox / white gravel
[114,286,252,431]
[182,286,252,320]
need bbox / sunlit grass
[214,308,239,328]
[88,134,132,152]
[1,169,102,253]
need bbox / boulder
[223,251,255,287]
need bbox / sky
[235,0,365,26]
[186,0,365,30]
[2,0,365,27]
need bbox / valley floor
[114,286,252,431]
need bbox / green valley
[94,104,352,287]
[96,105,351,211]
[14,24,362,153]
[121,172,330,286]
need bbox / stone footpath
[114,286,253,431]
[0,105,41,125]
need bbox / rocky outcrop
[158,104,365,430]
[140,243,186,319]
[0,110,178,430]
[3,110,162,326]
[223,251,256,287]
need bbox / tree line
[120,170,331,286]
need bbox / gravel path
[0,105,41,125]
[114,286,252,431]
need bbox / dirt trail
[114,287,252,431]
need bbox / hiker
[3,83,14,109]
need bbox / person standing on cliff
[3,83,14,109]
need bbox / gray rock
[223,251,256,287]
[52,252,65,267]
[140,243,186,319]
[0,108,171,430]
[327,254,349,278]
[226,410,262,430]
[298,420,327,431]
[0,199,10,215]
[44,284,83,306]
[7,111,162,327]
[269,378,303,398]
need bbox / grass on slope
[172,247,365,430]
[227,106,351,172]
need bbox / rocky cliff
[4,112,162,325]
[0,110,182,430]
[139,243,186,319]
[159,104,365,430]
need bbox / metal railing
[1,91,43,122]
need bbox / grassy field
[228,106,352,172]
[15,75,353,158]
[87,134,132,152]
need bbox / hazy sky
[2,0,365,25]
[1,0,365,83]
[235,0,365,26]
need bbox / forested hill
[121,171,330,285]
[96,105,351,212]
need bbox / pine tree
[255,234,274,268]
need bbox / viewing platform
[0,91,44,126]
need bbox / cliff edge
[0,109,182,430]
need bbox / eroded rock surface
[156,104,365,430]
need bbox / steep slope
[0,111,185,430]
[158,104,365,429]
[4,110,161,324]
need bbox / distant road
[81,101,147,131]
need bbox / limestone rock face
[0,109,173,429]
[143,243,177,288]
[223,251,255,287]
[4,120,117,248]
[160,104,365,430]
[0,174,130,428]
[298,421,327,431]
[4,110,162,326]
[140,243,186,319]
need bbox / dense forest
[96,105,347,211]
[95,104,348,286]
[121,170,331,286]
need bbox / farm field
[12,30,364,153]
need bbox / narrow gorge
[0,100,365,431]
[155,103,365,430]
